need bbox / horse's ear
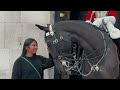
[35,24,49,32]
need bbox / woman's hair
[21,38,38,56]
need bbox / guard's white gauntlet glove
[85,20,92,24]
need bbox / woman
[12,38,54,79]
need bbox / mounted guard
[85,11,120,39]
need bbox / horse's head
[35,19,120,79]
[35,24,73,77]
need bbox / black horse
[35,20,119,79]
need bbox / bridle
[47,25,76,68]
[47,24,110,76]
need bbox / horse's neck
[66,24,104,56]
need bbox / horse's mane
[53,20,109,39]
[53,20,98,32]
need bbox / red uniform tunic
[85,11,116,22]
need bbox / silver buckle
[61,60,69,68]
[53,39,58,44]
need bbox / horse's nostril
[47,43,51,47]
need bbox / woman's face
[26,41,38,55]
